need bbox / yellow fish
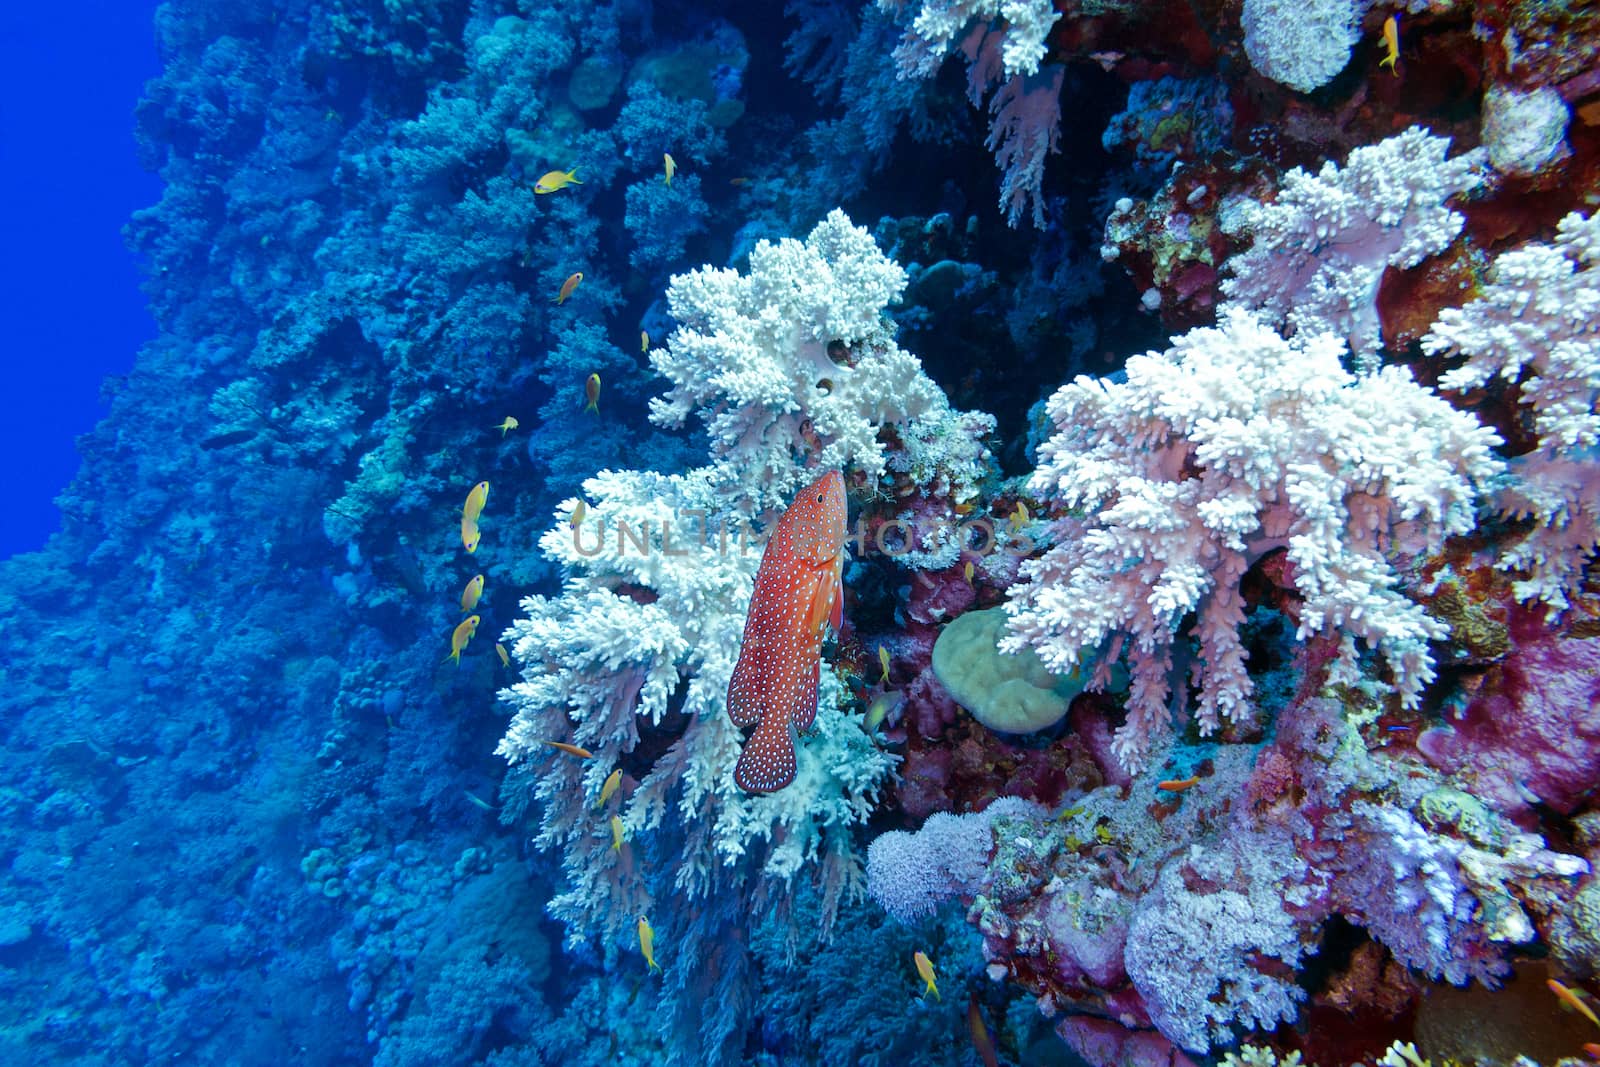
[534,167,581,194]
[663,153,676,186]
[461,517,481,554]
[638,916,661,973]
[863,690,902,734]
[878,645,891,685]
[1011,501,1030,525]
[597,767,622,808]
[444,615,480,665]
[963,560,974,586]
[914,951,939,1001]
[542,740,594,759]
[584,373,601,414]
[641,330,649,353]
[610,814,625,851]
[1379,15,1400,75]
[460,573,485,613]
[493,416,519,437]
[496,642,511,668]
[555,271,583,305]
[570,500,587,528]
[463,481,490,523]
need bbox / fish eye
[816,494,824,503]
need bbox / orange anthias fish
[463,481,490,523]
[555,271,583,304]
[914,950,940,1001]
[1549,978,1600,1028]
[584,373,601,414]
[726,470,848,793]
[459,573,485,613]
[445,615,480,665]
[967,996,999,1067]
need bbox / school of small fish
[435,150,807,982]
[726,470,848,793]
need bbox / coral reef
[7,1,1600,1066]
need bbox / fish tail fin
[734,710,797,793]
[568,169,582,184]
[584,399,599,414]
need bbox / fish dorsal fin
[793,658,820,733]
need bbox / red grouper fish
[726,470,848,793]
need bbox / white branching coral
[877,0,1060,78]
[1221,126,1487,368]
[651,209,993,513]
[1003,310,1503,772]
[1422,211,1600,609]
[499,209,991,946]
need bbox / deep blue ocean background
[1,1,162,560]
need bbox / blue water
[4,2,1596,1066]
[0,1,161,560]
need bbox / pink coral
[1004,309,1502,772]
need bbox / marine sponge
[931,606,1086,734]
